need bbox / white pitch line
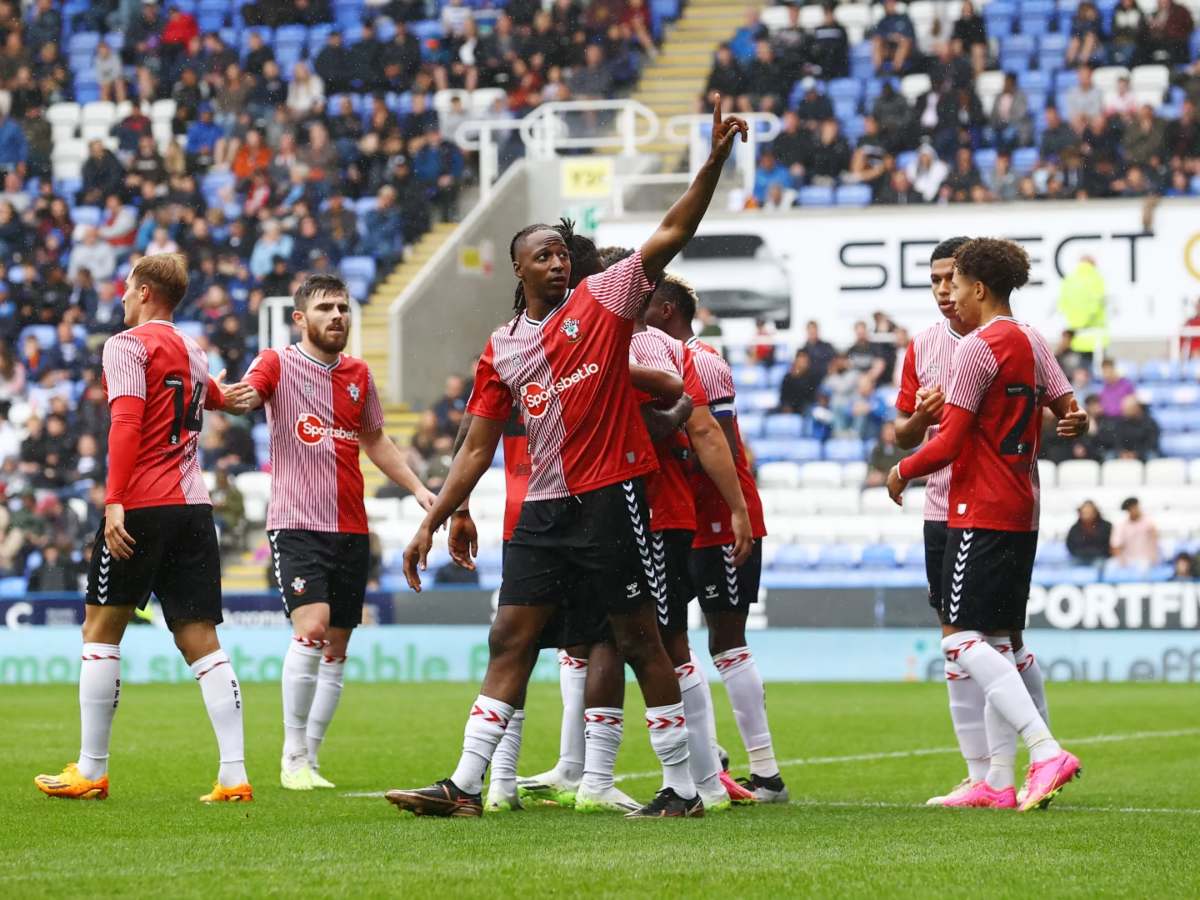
[343,727,1200,802]
[789,799,1200,815]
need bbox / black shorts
[499,479,656,618]
[941,527,1038,632]
[690,538,763,614]
[651,529,695,634]
[268,529,370,629]
[85,504,222,626]
[924,520,950,617]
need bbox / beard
[308,322,348,354]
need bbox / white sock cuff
[470,695,514,728]
[509,709,526,724]
[560,654,588,676]
[984,634,1015,656]
[82,642,121,660]
[941,631,985,662]
[712,646,753,677]
[645,702,685,730]
[675,660,703,692]
[584,706,623,727]
[293,635,329,650]
[1014,646,1036,672]
[944,659,969,680]
[321,652,347,665]
[190,649,231,680]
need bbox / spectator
[1097,359,1135,417]
[1171,551,1197,581]
[1057,256,1108,364]
[801,320,837,378]
[569,44,614,100]
[730,8,766,63]
[249,220,294,279]
[1165,100,1200,163]
[906,143,948,202]
[752,148,792,205]
[1040,106,1079,161]
[1122,105,1166,169]
[1065,66,1103,121]
[808,119,852,185]
[1105,395,1159,460]
[696,307,722,338]
[0,110,27,172]
[28,542,77,592]
[1067,2,1104,66]
[1111,497,1160,568]
[145,226,180,257]
[286,62,325,118]
[431,374,469,436]
[840,373,887,440]
[1110,0,1149,66]
[1067,500,1113,564]
[872,80,913,153]
[778,349,821,414]
[201,413,256,474]
[983,150,1020,201]
[1105,76,1139,119]
[706,45,744,101]
[988,73,1032,151]
[745,40,788,113]
[872,0,915,74]
[360,184,407,267]
[942,146,984,201]
[795,78,835,130]
[809,4,849,79]
[67,227,116,282]
[771,110,813,182]
[865,421,907,486]
[950,0,988,77]
[1147,0,1194,65]
[1179,298,1200,357]
[314,31,355,94]
[211,468,246,551]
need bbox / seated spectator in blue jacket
[872,0,915,74]
[753,149,793,205]
[360,185,406,267]
[412,132,465,222]
[186,105,224,171]
[0,112,28,171]
[730,8,767,63]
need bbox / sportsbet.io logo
[294,413,360,445]
[519,363,600,418]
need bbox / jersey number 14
[164,374,205,445]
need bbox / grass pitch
[2,680,1198,898]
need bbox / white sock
[677,660,722,794]
[78,642,121,781]
[713,646,778,777]
[942,633,1061,764]
[556,652,587,781]
[690,650,719,750]
[306,653,346,770]
[449,695,513,795]
[581,707,623,794]
[281,637,323,761]
[489,709,524,797]
[945,660,989,783]
[1015,645,1050,727]
[191,649,248,787]
[646,702,694,799]
[982,636,1018,791]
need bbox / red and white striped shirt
[630,327,703,533]
[102,321,218,509]
[933,317,1070,531]
[685,337,767,548]
[895,320,965,522]
[467,251,657,501]
[244,345,385,534]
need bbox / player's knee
[487,622,529,662]
[294,621,328,645]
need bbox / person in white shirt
[1111,497,1160,568]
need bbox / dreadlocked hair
[599,246,635,269]
[953,237,1030,299]
[555,218,602,286]
[508,223,556,331]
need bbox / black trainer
[736,773,789,803]
[624,788,705,818]
[385,778,483,817]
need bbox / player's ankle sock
[714,646,777,776]
[78,642,121,781]
[281,637,324,761]
[581,707,623,794]
[942,633,1060,765]
[945,661,989,783]
[1015,645,1050,727]
[982,637,1017,790]
[676,661,721,788]
[646,702,694,799]
[490,709,525,796]
[557,652,587,781]
[449,695,513,796]
[306,653,346,769]
[190,649,248,787]
[690,650,719,749]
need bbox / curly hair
[952,237,1031,299]
[930,236,970,264]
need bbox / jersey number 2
[164,374,205,445]
[1001,383,1041,456]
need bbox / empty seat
[764,414,804,438]
[758,461,801,489]
[773,543,817,569]
[46,102,81,129]
[824,438,866,462]
[471,87,506,116]
[1093,65,1130,92]
[861,544,897,568]
[1101,458,1144,487]
[817,544,862,569]
[1037,458,1058,489]
[1057,459,1100,487]
[151,98,177,122]
[1131,64,1169,92]
[842,461,868,485]
[900,73,932,103]
[798,185,834,206]
[808,488,861,514]
[1146,457,1187,485]
[835,184,872,206]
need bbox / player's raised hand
[729,508,754,567]
[104,503,136,560]
[886,465,908,506]
[447,510,478,571]
[402,524,433,592]
[708,93,749,164]
[1057,398,1088,438]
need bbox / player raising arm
[35,253,252,804]
[887,238,1085,812]
[385,97,747,820]
[223,274,433,792]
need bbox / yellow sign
[561,158,613,199]
[1186,233,1200,282]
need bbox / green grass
[2,680,1198,898]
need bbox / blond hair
[130,253,189,308]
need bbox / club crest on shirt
[348,382,361,403]
[560,318,581,343]
[291,577,307,596]
[927,364,941,378]
[302,381,315,397]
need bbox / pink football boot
[940,781,1017,809]
[719,770,757,804]
[1018,750,1082,812]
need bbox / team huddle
[35,98,1085,815]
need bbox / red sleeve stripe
[690,348,736,406]
[946,335,998,413]
[101,332,149,401]
[588,250,653,320]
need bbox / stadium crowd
[708,0,1200,207]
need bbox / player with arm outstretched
[223,274,434,791]
[35,253,252,804]
[888,238,1085,812]
[385,98,748,820]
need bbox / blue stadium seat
[340,255,377,283]
[1170,384,1200,405]
[73,205,102,226]
[984,4,1016,36]
[1012,147,1039,173]
[1017,69,1050,93]
[738,412,764,439]
[764,414,804,438]
[773,544,816,569]
[896,150,917,170]
[69,32,101,55]
[75,83,101,104]
[1184,358,1200,379]
[860,544,897,569]
[824,438,865,462]
[1036,541,1071,565]
[842,116,866,143]
[1054,68,1079,91]
[835,184,872,207]
[308,24,335,52]
[832,97,859,121]
[818,544,861,569]
[828,79,862,101]
[1190,174,1200,195]
[743,389,779,412]
[1161,433,1200,457]
[798,185,834,207]
[732,364,767,388]
[1152,407,1191,432]
[768,362,790,386]
[0,576,27,597]
[752,438,797,462]
[20,324,58,349]
[1139,360,1178,382]
[787,439,824,462]
[336,0,367,29]
[974,148,997,172]
[198,10,227,31]
[276,24,310,46]
[240,27,272,55]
